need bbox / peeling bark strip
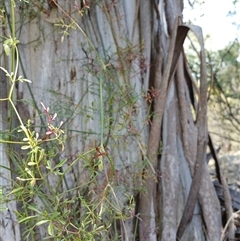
[139,1,221,239]
[139,19,182,240]
[208,135,235,240]
[176,26,219,240]
[139,21,195,240]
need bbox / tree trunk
[0,0,221,240]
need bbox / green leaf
[36,220,49,226]
[19,215,37,223]
[21,145,31,150]
[18,76,32,83]
[7,187,24,196]
[30,179,36,187]
[25,167,34,178]
[98,158,103,171]
[0,67,9,75]
[28,205,42,214]
[54,158,67,169]
[54,171,64,175]
[47,222,54,236]
[3,44,10,56]
[51,212,61,219]
[27,162,36,166]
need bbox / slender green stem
[13,44,19,83]
[7,50,23,129]
[8,99,24,127]
[8,82,15,99]
[9,0,16,135]
[99,71,104,146]
[0,139,24,144]
[11,0,15,73]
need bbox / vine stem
[100,70,104,146]
[11,0,15,72]
[9,0,16,136]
